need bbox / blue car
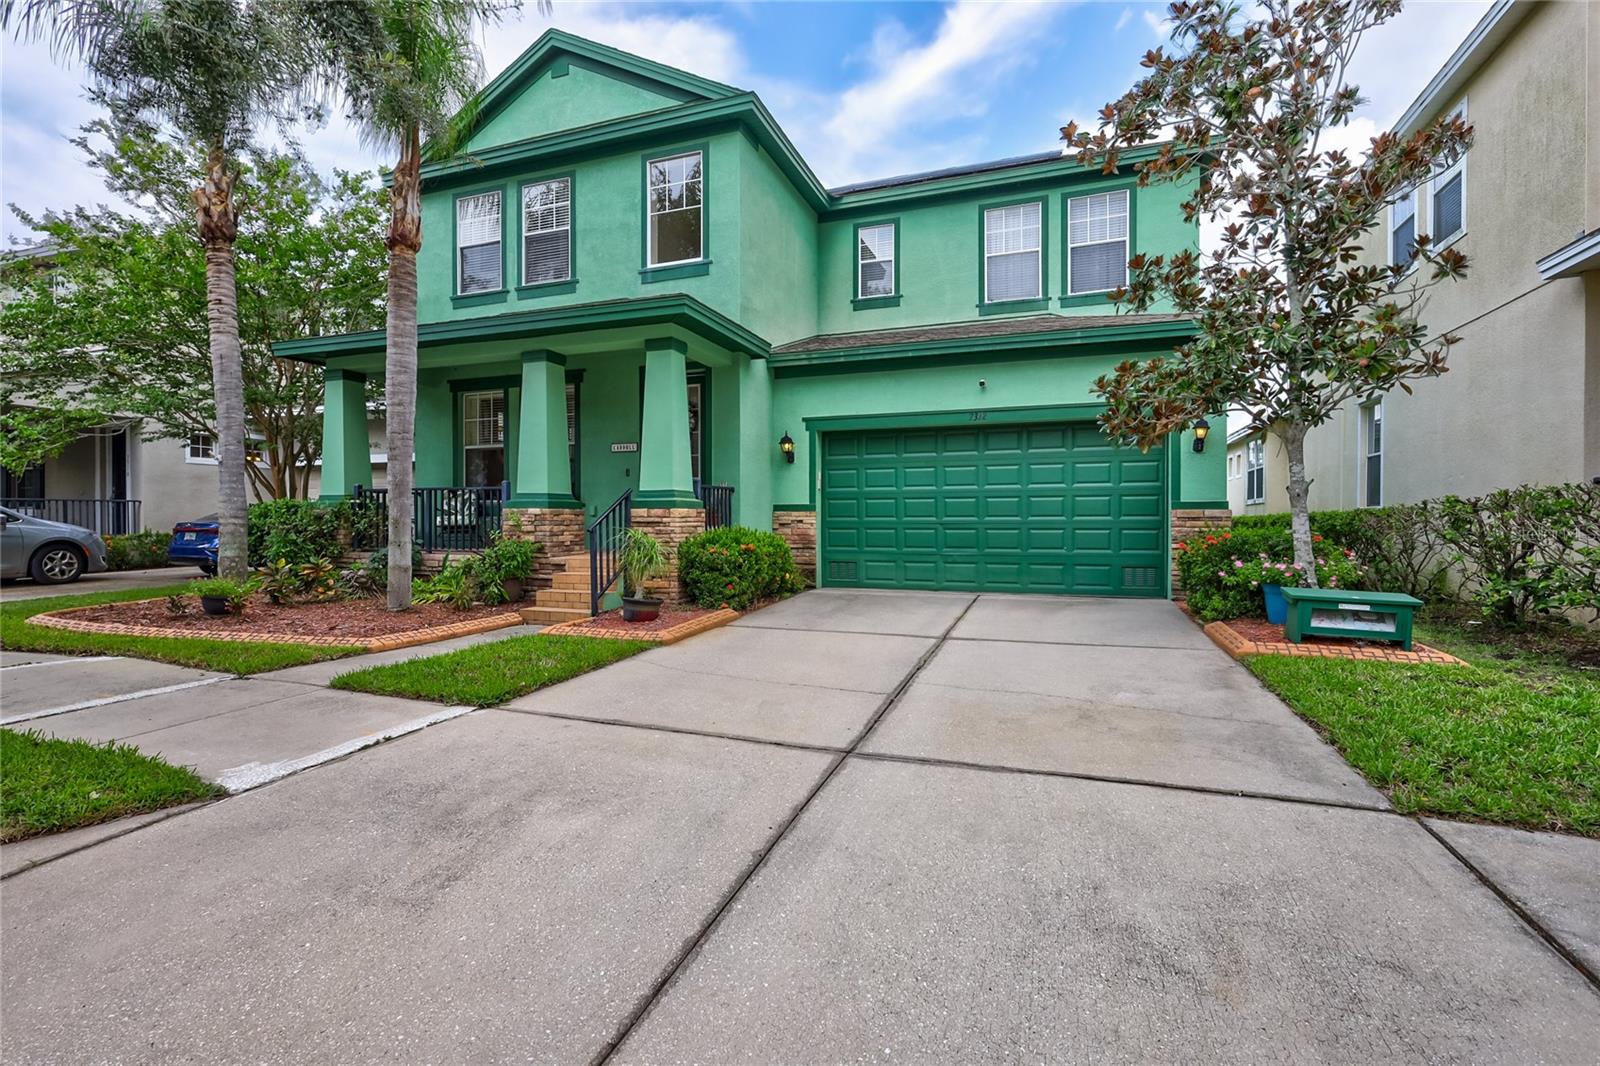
[168,515,219,574]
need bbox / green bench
[1281,587,1424,650]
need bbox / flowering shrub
[1177,527,1367,622]
[678,526,804,611]
[103,530,170,570]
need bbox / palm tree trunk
[196,142,249,581]
[384,127,423,611]
[1282,420,1319,588]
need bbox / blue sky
[1,0,1491,244]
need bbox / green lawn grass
[330,633,652,706]
[1,728,224,842]
[1248,619,1599,835]
[1,584,362,674]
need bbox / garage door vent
[828,560,858,582]
[1122,566,1159,591]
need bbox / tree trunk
[384,128,423,611]
[195,143,248,581]
[1281,420,1319,588]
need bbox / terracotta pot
[199,596,230,617]
[621,595,662,623]
[502,577,525,603]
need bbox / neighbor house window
[1389,188,1417,269]
[984,201,1042,303]
[1245,438,1266,505]
[1068,189,1130,295]
[646,151,703,266]
[456,190,503,295]
[186,433,215,463]
[857,222,896,299]
[1430,103,1467,246]
[521,177,571,285]
[1361,402,1384,507]
[462,390,506,487]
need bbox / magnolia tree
[1063,0,1471,585]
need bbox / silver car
[0,506,110,584]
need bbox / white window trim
[856,222,896,300]
[521,177,572,286]
[1359,402,1385,508]
[645,150,704,268]
[184,433,216,466]
[1388,187,1419,272]
[1245,439,1266,505]
[456,190,504,297]
[1428,100,1468,252]
[983,201,1043,304]
[1066,188,1130,296]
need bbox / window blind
[857,223,895,297]
[457,191,502,294]
[1068,190,1129,294]
[984,202,1041,302]
[522,178,571,284]
[1433,172,1463,242]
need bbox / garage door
[820,422,1166,596]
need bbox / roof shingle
[770,313,1190,355]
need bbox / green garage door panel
[821,423,1166,596]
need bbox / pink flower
[1233,560,1244,569]
[1217,570,1226,578]
[1328,578,1339,587]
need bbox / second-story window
[1068,189,1130,295]
[983,201,1041,303]
[522,177,571,285]
[1389,188,1417,269]
[1430,102,1467,246]
[457,190,503,295]
[857,223,895,299]
[647,150,703,267]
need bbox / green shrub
[412,563,475,610]
[103,530,169,571]
[246,499,347,567]
[461,534,541,605]
[1228,508,1383,559]
[618,528,670,601]
[1437,483,1600,625]
[677,526,800,611]
[190,576,260,614]
[1177,527,1366,622]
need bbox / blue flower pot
[1262,583,1288,625]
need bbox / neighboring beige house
[1225,426,1289,516]
[1230,0,1600,515]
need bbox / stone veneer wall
[629,507,706,606]
[773,510,817,582]
[503,507,586,589]
[1170,508,1233,599]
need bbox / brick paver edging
[539,608,741,645]
[1204,619,1466,665]
[31,600,527,652]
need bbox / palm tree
[326,0,505,610]
[5,0,318,580]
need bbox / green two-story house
[276,30,1227,602]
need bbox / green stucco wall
[466,58,689,153]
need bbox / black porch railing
[0,497,141,535]
[351,482,508,552]
[587,489,632,617]
[697,483,734,529]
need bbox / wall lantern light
[779,431,796,464]
[1191,418,1210,453]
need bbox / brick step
[550,571,592,590]
[534,588,589,609]
[519,605,592,625]
[551,553,592,569]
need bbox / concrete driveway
[3,589,1598,1063]
[0,566,193,602]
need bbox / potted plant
[191,576,257,616]
[471,534,540,604]
[618,528,670,622]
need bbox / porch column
[319,368,371,502]
[509,349,579,509]
[733,352,773,529]
[637,337,703,509]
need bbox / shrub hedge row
[677,526,805,610]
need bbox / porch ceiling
[272,293,770,374]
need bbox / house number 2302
[968,410,988,421]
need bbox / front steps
[520,552,595,625]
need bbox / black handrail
[587,489,632,617]
[351,482,508,552]
[697,483,734,529]
[0,497,141,535]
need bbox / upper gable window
[983,201,1041,303]
[1430,102,1467,247]
[1068,189,1130,295]
[1389,187,1417,269]
[646,151,703,267]
[522,177,572,285]
[857,223,896,299]
[457,190,503,295]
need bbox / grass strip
[330,633,652,706]
[1249,621,1598,835]
[1,728,224,842]
[1,585,362,674]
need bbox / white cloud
[1114,8,1134,33]
[1141,8,1169,37]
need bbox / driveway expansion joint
[590,593,982,1066]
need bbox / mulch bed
[1204,615,1464,665]
[66,595,513,640]
[541,605,743,645]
